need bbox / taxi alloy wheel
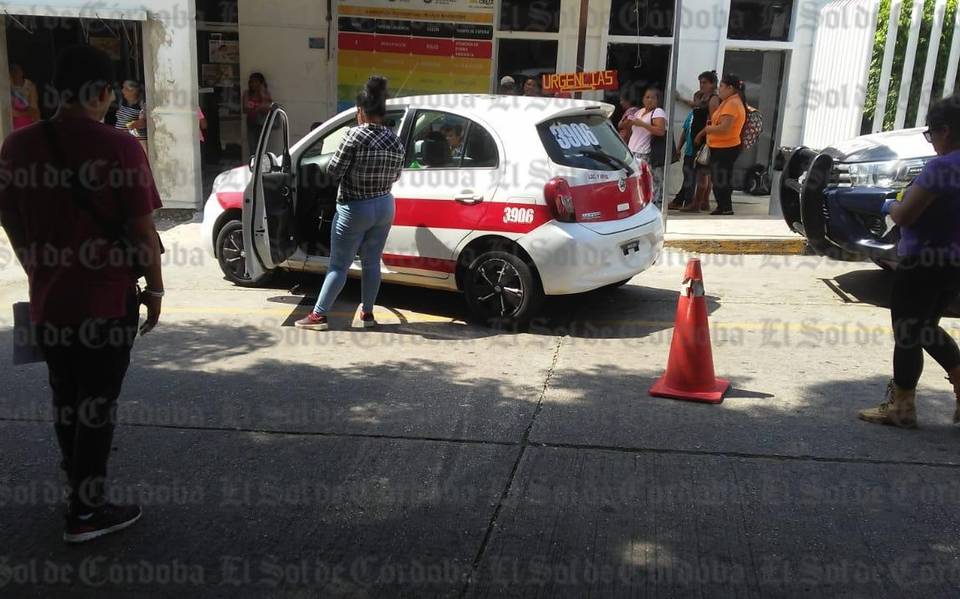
[216,220,274,287]
[464,250,543,329]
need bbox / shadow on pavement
[3,324,960,596]
[832,267,960,317]
[265,273,717,341]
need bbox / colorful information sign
[337,0,495,111]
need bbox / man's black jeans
[37,290,139,514]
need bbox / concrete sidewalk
[664,193,807,255]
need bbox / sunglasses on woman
[923,129,933,143]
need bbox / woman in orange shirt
[696,74,746,215]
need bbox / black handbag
[41,120,164,278]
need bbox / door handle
[454,190,483,205]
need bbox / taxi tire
[216,220,275,288]
[605,278,632,289]
[464,250,543,331]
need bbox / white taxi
[201,94,664,327]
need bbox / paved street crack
[457,334,566,598]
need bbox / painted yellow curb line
[664,238,807,255]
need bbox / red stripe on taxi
[392,198,553,234]
[382,254,457,273]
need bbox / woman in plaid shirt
[296,76,405,331]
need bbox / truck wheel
[216,220,275,287]
[464,250,543,330]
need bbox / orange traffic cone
[649,258,729,404]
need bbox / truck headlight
[844,159,927,189]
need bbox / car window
[301,110,405,165]
[405,110,488,170]
[537,114,632,171]
[461,124,499,168]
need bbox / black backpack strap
[41,120,125,243]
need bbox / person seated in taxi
[406,130,450,169]
[442,124,465,159]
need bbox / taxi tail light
[544,177,576,222]
[637,161,653,209]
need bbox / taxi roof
[384,94,616,126]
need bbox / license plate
[621,239,641,256]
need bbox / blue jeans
[312,193,395,315]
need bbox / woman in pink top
[627,87,667,209]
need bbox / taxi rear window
[537,114,632,171]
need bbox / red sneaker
[356,311,377,329]
[295,312,328,330]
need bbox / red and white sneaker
[295,312,328,330]
[355,311,377,329]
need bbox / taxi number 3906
[503,207,535,225]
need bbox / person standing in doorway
[115,80,148,154]
[243,72,272,156]
[295,76,405,331]
[696,74,745,216]
[0,46,164,543]
[859,96,960,429]
[627,87,667,209]
[498,76,517,95]
[10,63,40,130]
[681,71,720,213]
[667,92,701,210]
[616,84,640,145]
[523,77,542,97]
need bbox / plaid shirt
[328,123,405,202]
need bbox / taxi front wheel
[464,250,543,330]
[216,220,275,288]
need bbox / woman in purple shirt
[860,96,960,428]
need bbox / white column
[142,2,202,210]
[239,0,335,151]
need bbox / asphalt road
[2,222,960,598]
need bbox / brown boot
[947,370,960,423]
[858,380,917,429]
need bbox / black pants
[675,155,697,205]
[709,145,741,212]
[37,290,139,513]
[891,257,960,389]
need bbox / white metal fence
[801,0,960,149]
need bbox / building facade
[1,0,900,209]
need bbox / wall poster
[337,0,495,111]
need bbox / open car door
[242,104,299,281]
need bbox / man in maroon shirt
[0,46,164,543]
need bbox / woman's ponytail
[357,75,388,118]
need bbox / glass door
[723,49,786,191]
[494,0,581,95]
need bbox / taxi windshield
[537,114,632,171]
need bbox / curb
[664,238,808,255]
